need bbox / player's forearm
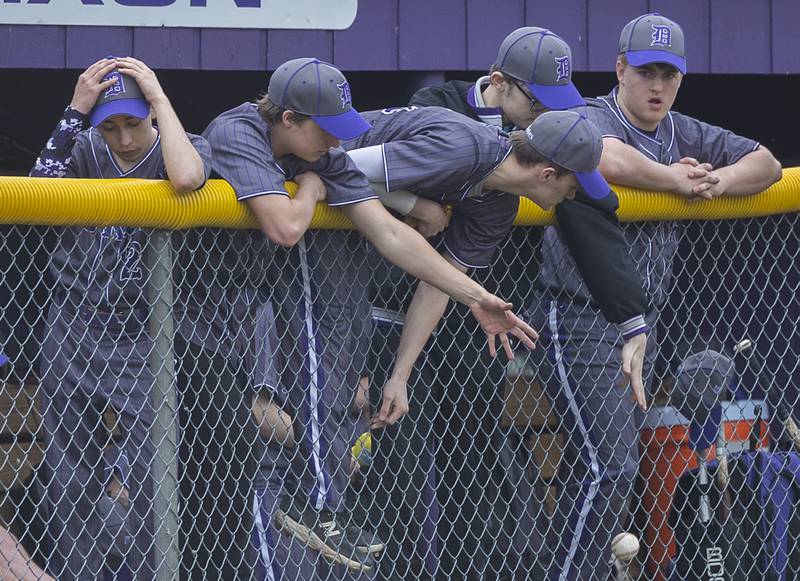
[715,148,782,196]
[366,219,484,306]
[150,97,206,193]
[390,280,452,382]
[246,186,319,247]
[599,138,681,192]
[29,107,85,178]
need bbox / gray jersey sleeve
[203,113,289,201]
[581,101,628,141]
[186,134,214,185]
[443,192,519,269]
[671,112,760,168]
[283,148,376,207]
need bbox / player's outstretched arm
[114,57,206,193]
[342,199,538,347]
[372,262,461,429]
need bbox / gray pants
[526,298,658,581]
[40,299,156,579]
[276,232,371,514]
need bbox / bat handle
[698,458,712,523]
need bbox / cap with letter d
[495,27,584,110]
[524,110,610,200]
[90,58,150,127]
[267,57,371,141]
[619,13,686,74]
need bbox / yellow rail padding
[0,168,798,229]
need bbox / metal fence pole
[145,229,180,580]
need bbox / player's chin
[298,151,326,163]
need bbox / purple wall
[1,0,797,73]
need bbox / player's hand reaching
[620,332,648,410]
[70,58,119,115]
[114,57,168,106]
[371,375,409,429]
[469,294,538,359]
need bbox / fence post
[145,229,180,580]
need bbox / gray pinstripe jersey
[343,106,519,268]
[50,128,212,309]
[540,87,760,308]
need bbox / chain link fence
[0,202,799,579]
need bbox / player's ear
[281,110,296,127]
[615,57,627,83]
[539,165,556,182]
[489,71,510,93]
[149,105,156,123]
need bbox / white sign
[0,0,357,29]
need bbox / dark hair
[508,131,570,176]
[255,95,311,126]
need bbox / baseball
[611,532,640,563]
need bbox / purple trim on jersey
[441,239,488,270]
[312,108,372,141]
[575,170,611,200]
[618,314,649,340]
[601,88,676,162]
[325,194,378,207]
[94,130,162,177]
[466,85,502,119]
[528,80,585,110]
[626,50,686,74]
[238,190,290,201]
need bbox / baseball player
[534,14,782,580]
[354,29,650,578]
[202,57,538,573]
[30,57,212,579]
[338,104,613,578]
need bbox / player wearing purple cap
[340,105,612,578]
[361,27,650,578]
[535,14,781,580]
[202,58,538,574]
[30,57,215,579]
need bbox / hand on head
[70,58,119,115]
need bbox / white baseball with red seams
[611,532,640,563]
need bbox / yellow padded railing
[0,168,798,229]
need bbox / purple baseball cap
[267,57,371,141]
[90,66,150,127]
[619,13,687,74]
[524,110,611,200]
[495,27,584,111]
